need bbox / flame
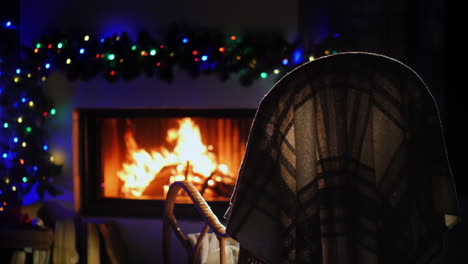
[117,118,222,197]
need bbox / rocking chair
[163,52,459,264]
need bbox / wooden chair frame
[163,181,230,264]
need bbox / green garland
[26,24,342,86]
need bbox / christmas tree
[0,20,61,218]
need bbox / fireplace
[73,108,254,218]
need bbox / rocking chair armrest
[164,181,227,237]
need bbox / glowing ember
[117,118,230,198]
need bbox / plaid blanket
[225,52,459,264]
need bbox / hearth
[73,108,254,218]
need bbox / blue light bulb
[201,55,208,61]
[43,145,48,151]
[292,49,303,64]
[2,153,7,158]
[13,137,18,143]
[5,21,11,28]
[79,48,85,54]
[282,58,289,65]
[45,63,51,69]
[16,69,21,74]
[33,166,38,171]
[182,38,189,44]
[21,97,26,103]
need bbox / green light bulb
[107,54,115,60]
[50,108,56,115]
[36,43,41,49]
[26,127,32,133]
[150,49,157,56]
[57,42,63,49]
[260,72,268,79]
[132,45,137,51]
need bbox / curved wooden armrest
[163,181,228,264]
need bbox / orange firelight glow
[117,118,230,197]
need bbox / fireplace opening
[74,108,254,218]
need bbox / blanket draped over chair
[224,52,459,264]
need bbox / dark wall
[0,0,20,65]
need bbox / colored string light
[292,49,303,64]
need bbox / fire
[117,118,228,197]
